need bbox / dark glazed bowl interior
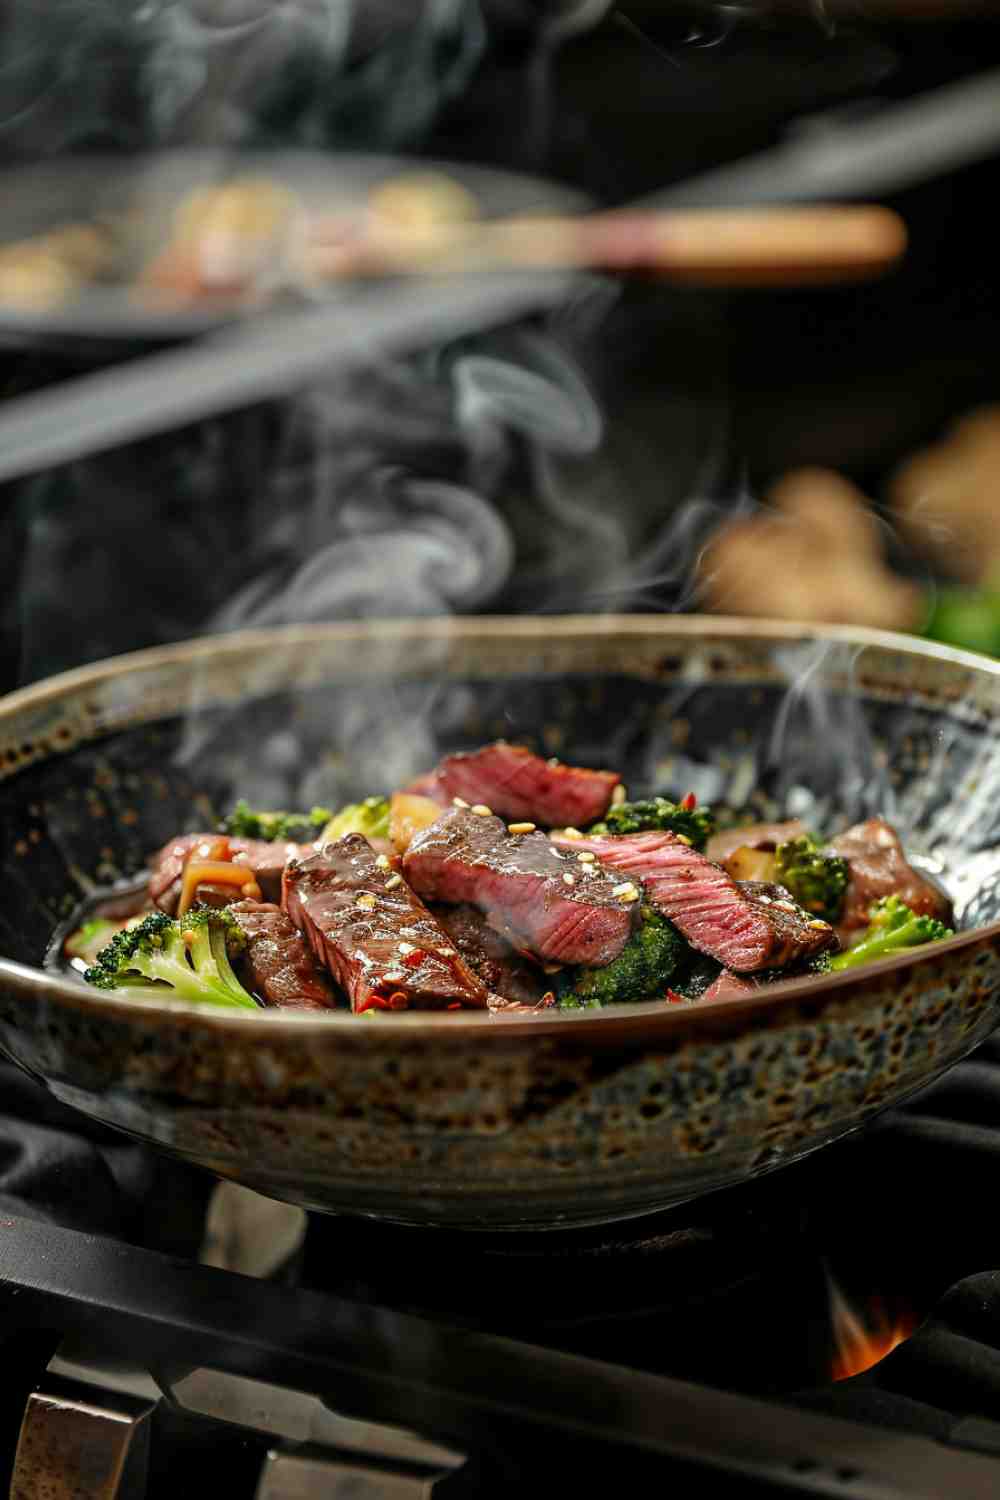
[0,617,998,1229]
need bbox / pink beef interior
[552,830,782,972]
[404,807,633,966]
[422,742,620,827]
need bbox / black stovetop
[5,1035,1000,1497]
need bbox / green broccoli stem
[187,921,261,1009]
[830,923,925,970]
[84,910,259,1010]
[830,896,953,971]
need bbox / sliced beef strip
[411,741,620,828]
[149,833,313,915]
[282,835,487,1013]
[705,820,807,865]
[551,830,834,972]
[702,970,759,1003]
[830,817,954,937]
[229,899,339,1011]
[403,807,634,967]
[431,903,548,1006]
[736,881,838,967]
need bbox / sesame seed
[508,822,536,834]
[577,851,596,863]
[807,918,831,930]
[382,970,406,983]
[562,872,576,886]
[620,889,640,903]
[774,900,797,912]
[612,881,634,897]
[675,834,693,847]
[543,963,563,975]
[611,784,627,806]
[560,827,583,840]
[356,892,376,910]
[399,926,418,937]
[452,796,470,809]
[471,803,493,816]
[398,942,415,955]
[384,872,403,890]
[375,853,391,870]
[437,946,457,958]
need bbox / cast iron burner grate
[5,1039,1000,1496]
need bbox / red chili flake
[680,792,697,811]
[401,947,426,968]
[446,1002,462,1011]
[357,994,389,1014]
[664,988,687,1005]
[539,990,556,1007]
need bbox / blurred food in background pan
[891,406,1000,584]
[702,404,1000,658]
[0,152,587,339]
[700,467,923,633]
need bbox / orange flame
[827,1271,917,1382]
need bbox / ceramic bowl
[1,616,998,1230]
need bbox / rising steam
[0,0,487,156]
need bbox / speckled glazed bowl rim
[1,614,998,1041]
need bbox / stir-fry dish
[68,742,956,1016]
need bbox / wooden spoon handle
[305,205,907,286]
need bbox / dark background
[0,2,998,682]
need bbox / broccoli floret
[587,795,714,850]
[558,906,690,1008]
[84,909,259,1010]
[774,834,849,924]
[829,895,954,972]
[219,801,333,843]
[318,796,391,843]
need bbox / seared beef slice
[416,741,620,827]
[230,900,339,1011]
[702,970,759,1003]
[830,817,953,935]
[551,830,834,972]
[431,903,547,1005]
[403,807,634,966]
[282,835,487,1013]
